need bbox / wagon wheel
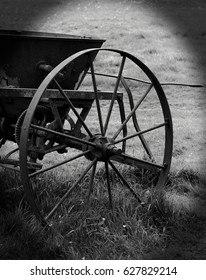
[19,48,173,226]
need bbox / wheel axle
[86,135,122,161]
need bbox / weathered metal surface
[0,87,123,117]
[0,30,173,225]
[18,48,173,225]
[0,30,105,145]
[0,30,105,89]
[0,87,122,100]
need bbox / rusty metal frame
[16,48,173,225]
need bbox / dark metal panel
[0,30,105,88]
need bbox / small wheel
[19,49,173,225]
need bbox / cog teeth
[15,109,27,145]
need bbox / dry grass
[0,0,206,259]
[0,166,205,260]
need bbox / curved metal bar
[19,48,173,224]
[112,83,153,140]
[120,76,154,159]
[3,147,19,160]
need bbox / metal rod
[3,147,19,160]
[112,83,153,140]
[114,122,167,144]
[86,160,97,203]
[45,158,97,221]
[87,71,205,88]
[54,79,93,137]
[40,144,68,155]
[48,98,64,133]
[103,55,126,134]
[108,160,142,204]
[89,56,104,135]
[29,150,91,178]
[112,152,165,170]
[30,124,96,147]
[0,163,20,172]
[105,161,113,209]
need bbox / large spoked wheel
[19,48,173,226]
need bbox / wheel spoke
[89,56,104,135]
[45,158,97,221]
[111,152,165,171]
[19,48,172,225]
[112,83,153,140]
[29,150,91,178]
[30,124,96,147]
[74,69,88,90]
[86,159,97,203]
[54,79,93,137]
[105,161,113,209]
[103,55,126,134]
[108,160,142,203]
[116,96,127,152]
[114,122,167,144]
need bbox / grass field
[0,0,206,260]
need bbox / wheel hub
[84,135,122,161]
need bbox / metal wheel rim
[19,48,173,225]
